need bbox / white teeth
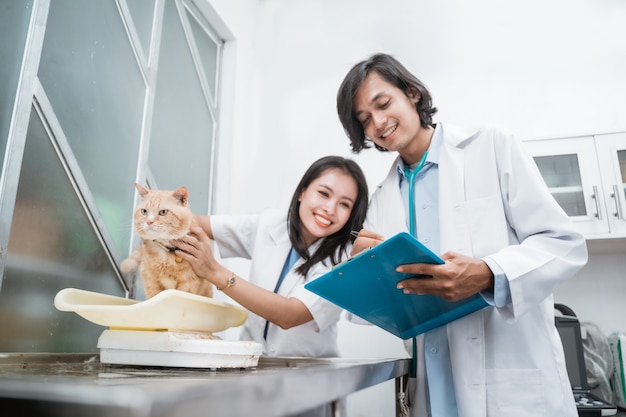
[315,214,331,225]
[382,125,397,138]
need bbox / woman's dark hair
[336,53,438,153]
[287,155,368,277]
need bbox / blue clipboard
[305,232,488,339]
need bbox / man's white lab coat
[365,123,588,417]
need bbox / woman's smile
[314,213,331,227]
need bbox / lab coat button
[429,347,437,354]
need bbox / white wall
[217,0,626,211]
[206,0,626,415]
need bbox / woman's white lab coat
[210,209,344,358]
[365,123,588,417]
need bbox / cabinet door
[595,132,626,235]
[523,136,609,235]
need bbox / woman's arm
[174,225,314,329]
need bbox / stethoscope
[403,149,428,379]
[404,150,429,237]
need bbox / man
[336,52,588,417]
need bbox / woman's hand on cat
[176,227,315,328]
[172,226,229,284]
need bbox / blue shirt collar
[396,123,443,180]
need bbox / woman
[173,155,368,417]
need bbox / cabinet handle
[592,185,602,220]
[611,184,624,220]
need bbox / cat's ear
[172,186,189,206]
[135,183,150,197]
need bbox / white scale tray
[54,288,262,369]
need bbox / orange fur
[121,183,212,299]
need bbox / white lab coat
[365,123,588,417]
[210,209,344,358]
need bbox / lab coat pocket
[464,196,509,257]
[486,369,547,417]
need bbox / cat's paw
[120,258,139,275]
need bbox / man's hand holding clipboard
[351,229,494,303]
[306,231,489,339]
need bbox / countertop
[0,353,410,417]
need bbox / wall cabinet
[522,132,626,239]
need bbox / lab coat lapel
[438,124,473,256]
[367,157,410,236]
[267,220,295,291]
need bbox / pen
[350,230,360,238]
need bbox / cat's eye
[159,209,169,216]
[140,209,148,215]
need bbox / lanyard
[403,150,428,378]
[264,247,299,340]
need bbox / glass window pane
[38,0,145,256]
[150,0,214,214]
[618,150,626,195]
[186,7,220,103]
[0,107,125,353]
[125,0,155,63]
[534,154,587,217]
[0,0,33,160]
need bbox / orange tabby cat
[120,183,212,299]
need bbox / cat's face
[132,184,192,241]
